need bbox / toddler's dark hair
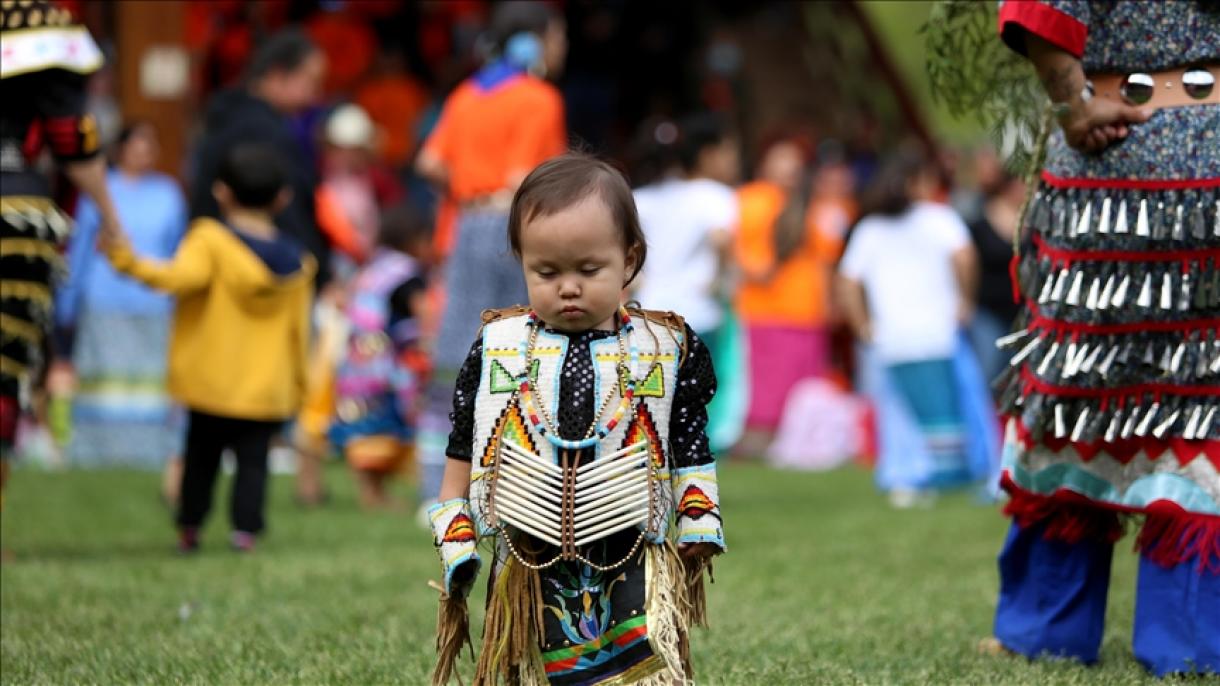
[216,144,288,209]
[507,152,648,284]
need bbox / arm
[415,101,453,192]
[668,325,725,558]
[428,337,484,598]
[54,195,101,339]
[998,2,1150,153]
[835,274,872,344]
[104,223,213,296]
[950,244,979,325]
[63,158,122,245]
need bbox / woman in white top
[837,147,983,505]
[633,113,740,339]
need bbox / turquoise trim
[537,328,568,464]
[442,550,481,596]
[1009,463,1220,516]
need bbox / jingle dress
[441,308,723,685]
[993,0,1220,675]
[0,1,102,457]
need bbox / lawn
[0,463,1182,685]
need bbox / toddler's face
[518,195,637,332]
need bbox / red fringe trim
[1033,234,1220,266]
[1025,303,1220,336]
[1002,479,1124,545]
[1041,172,1220,190]
[1136,511,1220,574]
[1019,366,1220,400]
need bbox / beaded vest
[468,309,683,566]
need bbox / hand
[1059,96,1151,154]
[46,360,76,396]
[449,559,478,599]
[678,542,720,561]
[95,215,127,254]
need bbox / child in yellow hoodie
[102,144,315,552]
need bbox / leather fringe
[432,593,475,686]
[473,555,544,685]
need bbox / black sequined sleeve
[668,323,718,469]
[444,336,484,462]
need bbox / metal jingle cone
[1097,344,1120,378]
[1136,199,1151,237]
[1170,341,1187,374]
[1122,405,1140,439]
[1037,340,1061,376]
[1051,268,1071,301]
[1054,404,1068,438]
[1075,201,1093,236]
[1070,407,1091,442]
[1200,406,1218,438]
[1096,197,1112,235]
[1010,336,1042,367]
[1171,204,1185,241]
[1159,344,1173,373]
[1198,341,1211,378]
[995,328,1031,350]
[1134,402,1160,437]
[1114,199,1129,234]
[1179,272,1192,311]
[1183,405,1203,441]
[1189,204,1206,240]
[1196,268,1211,310]
[1213,199,1220,237]
[1097,274,1116,311]
[1062,341,1082,377]
[1210,347,1220,374]
[1105,408,1124,443]
[1038,271,1056,304]
[1153,202,1167,240]
[1152,408,1181,439]
[1080,344,1103,375]
[1065,270,1085,306]
[1112,273,1131,308]
[1136,273,1154,308]
[1085,277,1101,310]
[1159,272,1174,310]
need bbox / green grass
[0,463,1183,685]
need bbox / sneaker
[230,530,256,553]
[178,527,200,554]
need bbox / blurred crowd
[11,0,1025,524]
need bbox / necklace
[518,307,636,450]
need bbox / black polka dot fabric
[445,322,717,470]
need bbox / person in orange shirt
[413,1,568,509]
[734,139,855,453]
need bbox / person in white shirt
[633,113,740,339]
[837,147,981,506]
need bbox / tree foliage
[923,1,1047,170]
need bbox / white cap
[325,104,374,149]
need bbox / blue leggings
[994,520,1220,676]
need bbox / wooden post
[113,0,189,180]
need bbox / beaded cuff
[672,463,725,550]
[427,498,482,597]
